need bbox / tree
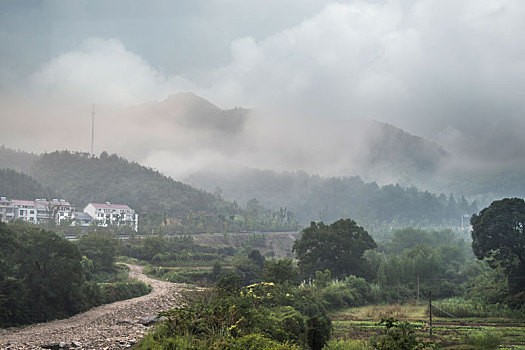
[471,198,525,292]
[262,258,298,284]
[293,219,376,279]
[76,233,118,273]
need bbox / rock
[138,315,157,326]
[71,341,82,348]
[59,341,68,348]
[42,343,60,349]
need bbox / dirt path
[0,264,186,349]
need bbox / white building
[83,202,138,231]
[0,197,75,225]
[0,197,15,223]
[12,199,38,224]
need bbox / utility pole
[91,103,95,156]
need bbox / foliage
[76,233,118,274]
[306,316,333,350]
[138,282,309,349]
[471,198,525,292]
[322,339,370,350]
[464,332,500,350]
[262,258,299,285]
[188,168,478,228]
[370,318,437,350]
[293,219,376,279]
[0,168,56,202]
[0,222,84,326]
[432,297,523,319]
[20,150,299,233]
[0,222,150,327]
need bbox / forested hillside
[28,151,240,230]
[0,146,38,173]
[188,169,478,229]
[0,168,57,200]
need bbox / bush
[464,332,500,350]
[306,316,332,350]
[370,318,437,350]
[323,339,370,350]
[225,333,300,349]
[99,280,151,304]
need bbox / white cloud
[30,38,194,106]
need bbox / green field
[330,305,525,349]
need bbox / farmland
[330,304,525,349]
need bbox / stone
[138,315,157,326]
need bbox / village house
[83,202,138,231]
[0,196,138,231]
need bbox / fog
[1,0,525,181]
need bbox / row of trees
[0,223,150,327]
[188,169,478,228]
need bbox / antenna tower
[91,104,95,156]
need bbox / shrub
[306,316,333,350]
[323,339,370,350]
[370,318,437,350]
[464,332,500,350]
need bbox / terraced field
[331,305,525,349]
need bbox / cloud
[2,1,525,179]
[30,38,194,106]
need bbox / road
[0,264,185,349]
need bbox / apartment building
[83,202,138,231]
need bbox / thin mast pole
[91,104,95,156]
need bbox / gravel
[0,264,186,350]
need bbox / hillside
[0,146,38,173]
[187,169,478,230]
[0,168,57,201]
[27,151,240,231]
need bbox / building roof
[73,212,94,220]
[87,202,132,210]
[12,200,35,207]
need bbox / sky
[1,0,525,179]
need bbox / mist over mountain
[109,92,449,184]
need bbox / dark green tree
[262,258,298,284]
[76,233,118,273]
[471,198,525,292]
[293,219,376,279]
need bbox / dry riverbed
[0,264,186,350]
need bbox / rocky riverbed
[0,264,186,349]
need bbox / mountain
[0,146,38,174]
[352,120,448,183]
[27,151,240,230]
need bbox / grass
[331,304,525,349]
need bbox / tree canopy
[471,197,525,291]
[293,219,376,279]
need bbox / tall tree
[471,198,525,292]
[293,219,376,279]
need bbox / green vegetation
[0,168,56,201]
[293,219,376,279]
[187,169,478,229]
[471,198,525,294]
[0,222,150,328]
[329,305,525,350]
[131,199,525,348]
[0,149,300,233]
